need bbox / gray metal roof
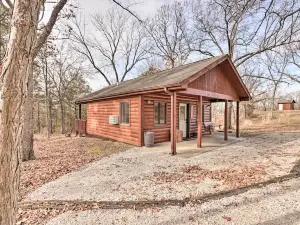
[278,99,296,104]
[77,55,226,103]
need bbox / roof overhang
[76,54,251,104]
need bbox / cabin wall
[86,96,140,145]
[279,103,294,110]
[143,92,211,144]
[188,63,240,100]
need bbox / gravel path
[46,176,300,225]
[27,132,300,202]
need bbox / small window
[154,102,166,124]
[120,102,130,124]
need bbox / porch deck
[147,133,243,158]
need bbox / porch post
[224,100,228,141]
[236,101,240,138]
[197,95,202,148]
[171,92,177,155]
[79,103,82,120]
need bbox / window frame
[120,101,130,125]
[154,101,167,125]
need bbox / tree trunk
[0,1,40,223]
[46,95,52,138]
[60,101,65,134]
[37,100,41,133]
[22,68,35,161]
[271,84,278,118]
[45,79,53,138]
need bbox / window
[154,102,167,124]
[120,102,130,124]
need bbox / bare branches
[33,0,68,58]
[110,0,143,23]
[4,0,12,8]
[69,7,148,85]
[148,1,191,69]
[191,0,300,67]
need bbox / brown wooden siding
[188,64,240,100]
[279,103,294,110]
[143,92,211,144]
[86,96,140,145]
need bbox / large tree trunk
[37,100,41,133]
[0,1,40,223]
[22,68,35,161]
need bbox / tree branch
[33,0,68,58]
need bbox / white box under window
[109,115,119,125]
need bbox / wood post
[139,95,144,146]
[78,104,82,120]
[224,100,228,141]
[171,92,177,155]
[236,101,240,138]
[197,95,202,148]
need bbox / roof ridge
[76,54,232,103]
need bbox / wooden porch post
[224,100,228,141]
[139,95,144,146]
[79,104,82,120]
[197,95,202,148]
[236,101,240,138]
[171,92,177,155]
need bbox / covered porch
[149,132,242,158]
[168,90,242,155]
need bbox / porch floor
[148,133,243,158]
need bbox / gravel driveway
[26,132,300,202]
[46,176,300,225]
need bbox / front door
[179,103,188,138]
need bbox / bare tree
[192,0,300,66]
[48,45,89,134]
[262,52,290,117]
[191,0,300,127]
[37,42,56,137]
[69,7,148,85]
[239,64,270,118]
[0,1,10,63]
[21,0,68,161]
[148,1,191,69]
[0,0,68,222]
[0,0,41,223]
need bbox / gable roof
[278,99,296,104]
[76,54,250,103]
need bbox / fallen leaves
[18,135,132,224]
[20,135,131,200]
[150,164,267,188]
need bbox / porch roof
[76,54,250,103]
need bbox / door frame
[179,102,190,139]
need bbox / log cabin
[75,54,251,154]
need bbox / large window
[154,102,167,124]
[120,102,130,124]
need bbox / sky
[56,0,185,91]
[44,0,300,95]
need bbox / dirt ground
[45,176,300,225]
[20,135,132,199]
[18,131,300,224]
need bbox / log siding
[143,92,211,144]
[86,96,140,145]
